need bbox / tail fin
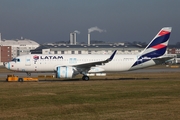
[140,27,172,58]
[132,27,172,67]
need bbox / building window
[78,51,81,54]
[54,51,57,54]
[72,51,75,54]
[61,51,64,54]
[88,50,91,54]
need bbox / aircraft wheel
[27,72,31,76]
[18,78,23,82]
[82,76,89,81]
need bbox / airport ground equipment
[7,74,38,82]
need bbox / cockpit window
[17,59,20,62]
[11,58,20,62]
[12,58,16,62]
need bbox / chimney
[70,32,77,45]
[70,33,73,45]
[88,33,90,46]
[73,32,76,45]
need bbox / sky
[0,0,179,44]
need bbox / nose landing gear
[26,72,31,76]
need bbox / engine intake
[56,66,77,78]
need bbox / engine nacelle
[56,66,77,79]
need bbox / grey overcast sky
[0,0,179,44]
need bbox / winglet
[109,50,117,61]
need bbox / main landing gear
[82,75,89,81]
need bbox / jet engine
[56,66,77,78]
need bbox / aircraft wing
[72,50,117,73]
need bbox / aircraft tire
[27,72,31,76]
[18,78,23,82]
[82,76,89,81]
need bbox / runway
[0,67,179,81]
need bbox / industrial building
[0,33,39,65]
[30,43,144,55]
[31,30,145,55]
[0,46,12,62]
[1,39,39,57]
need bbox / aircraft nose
[3,62,6,67]
[3,62,10,69]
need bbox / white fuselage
[5,54,156,73]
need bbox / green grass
[0,77,180,120]
[0,66,180,119]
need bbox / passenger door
[25,57,31,66]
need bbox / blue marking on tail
[132,46,167,67]
[131,28,171,67]
[147,33,170,48]
[142,47,167,58]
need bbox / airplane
[4,27,172,80]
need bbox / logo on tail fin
[132,27,172,67]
